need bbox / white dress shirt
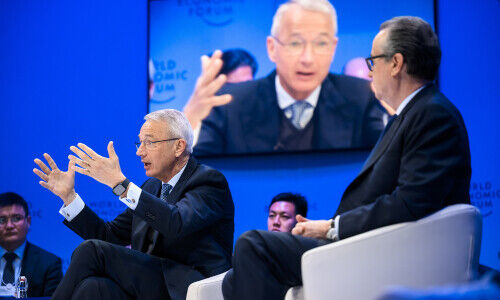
[0,242,25,295]
[276,75,321,129]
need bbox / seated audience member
[268,192,308,233]
[33,109,234,300]
[0,192,62,297]
[222,16,471,299]
[183,48,258,132]
[193,0,386,155]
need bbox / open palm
[34,153,76,205]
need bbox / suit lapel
[167,157,196,203]
[358,115,404,174]
[240,73,281,152]
[144,158,197,253]
[357,84,435,176]
[20,242,37,283]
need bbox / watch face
[113,185,126,196]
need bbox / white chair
[188,204,482,300]
[186,271,227,300]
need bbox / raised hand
[68,141,126,189]
[291,214,332,239]
[183,49,233,129]
[33,153,76,205]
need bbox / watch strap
[112,178,130,196]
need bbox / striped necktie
[289,101,311,129]
[160,183,173,202]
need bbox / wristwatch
[326,219,338,240]
[112,178,130,196]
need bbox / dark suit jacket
[334,84,471,239]
[64,157,234,300]
[194,71,386,155]
[21,242,62,297]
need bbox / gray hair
[270,0,338,37]
[380,16,441,81]
[144,109,194,154]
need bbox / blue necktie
[2,252,16,285]
[289,101,311,129]
[361,115,398,171]
[381,115,397,139]
[160,183,172,202]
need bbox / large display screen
[149,0,435,156]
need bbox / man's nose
[299,42,314,64]
[5,219,15,228]
[273,216,281,225]
[136,144,145,156]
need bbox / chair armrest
[300,205,481,300]
[186,271,228,300]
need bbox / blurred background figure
[183,48,258,136]
[267,192,308,233]
[218,48,258,83]
[0,192,62,297]
[343,57,371,80]
[148,59,156,100]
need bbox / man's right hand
[33,153,76,206]
[183,49,233,129]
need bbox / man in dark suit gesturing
[222,16,471,300]
[192,0,386,155]
[33,109,234,300]
[0,192,62,297]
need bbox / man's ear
[267,36,277,63]
[175,139,187,157]
[391,53,404,77]
[26,215,31,228]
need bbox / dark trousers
[52,239,170,300]
[222,230,330,300]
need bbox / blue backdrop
[0,0,498,273]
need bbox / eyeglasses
[272,35,335,55]
[365,54,389,71]
[0,215,26,226]
[135,138,180,150]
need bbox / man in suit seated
[0,192,62,297]
[192,0,386,155]
[268,192,308,233]
[33,109,234,300]
[222,16,471,299]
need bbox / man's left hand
[69,141,126,189]
[291,215,332,239]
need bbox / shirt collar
[275,75,321,109]
[0,241,26,261]
[163,162,187,188]
[395,84,427,115]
